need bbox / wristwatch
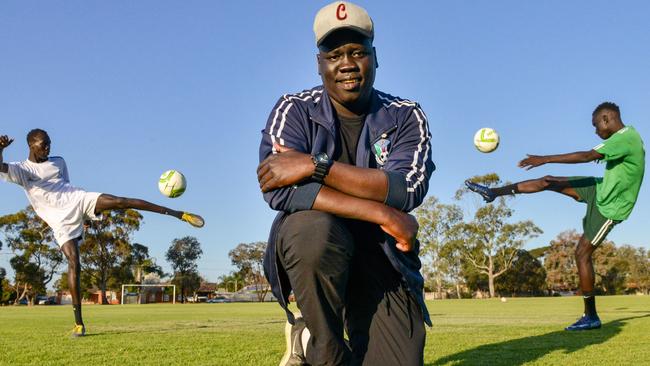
[311,152,333,183]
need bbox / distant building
[88,289,120,304]
[122,283,175,304]
[190,282,219,302]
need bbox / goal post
[121,284,176,305]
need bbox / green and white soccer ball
[158,170,186,198]
[473,127,500,153]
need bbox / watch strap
[311,153,332,183]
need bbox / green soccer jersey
[593,126,645,220]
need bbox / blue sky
[1,1,648,283]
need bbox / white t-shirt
[1,157,100,245]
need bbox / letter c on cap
[336,3,347,20]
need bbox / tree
[456,174,543,298]
[171,271,203,301]
[166,236,203,303]
[0,267,5,304]
[617,245,650,294]
[1,277,15,305]
[544,230,579,292]
[229,241,269,302]
[0,207,63,305]
[81,209,142,304]
[84,242,166,304]
[0,238,3,304]
[528,246,550,259]
[414,196,464,298]
[544,229,631,294]
[55,265,95,301]
[439,238,468,299]
[496,249,547,296]
[485,234,634,298]
[592,240,620,294]
[129,243,164,284]
[120,243,165,304]
[217,271,245,292]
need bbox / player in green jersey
[465,102,645,331]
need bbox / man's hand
[518,154,548,170]
[257,143,314,192]
[0,135,14,150]
[379,207,419,252]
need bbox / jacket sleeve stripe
[267,89,323,152]
[378,94,417,108]
[268,95,289,150]
[406,106,431,193]
[277,102,294,146]
[376,93,431,194]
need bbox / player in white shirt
[0,129,204,337]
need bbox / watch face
[315,152,329,164]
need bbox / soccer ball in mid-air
[158,170,187,198]
[473,128,500,153]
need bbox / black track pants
[277,210,425,366]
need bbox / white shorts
[52,192,103,247]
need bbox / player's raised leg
[61,239,85,337]
[93,194,204,228]
[465,175,581,202]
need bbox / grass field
[1,295,649,365]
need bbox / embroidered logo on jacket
[373,139,391,166]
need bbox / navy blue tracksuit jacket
[259,85,435,326]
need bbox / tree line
[0,204,272,305]
[415,174,650,298]
[0,207,205,305]
[1,173,648,305]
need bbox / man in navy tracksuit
[257,2,434,365]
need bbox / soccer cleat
[71,324,86,338]
[279,316,310,366]
[565,314,602,331]
[465,180,497,203]
[181,212,205,228]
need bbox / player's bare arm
[0,135,14,173]
[312,185,418,252]
[257,143,388,202]
[518,150,604,170]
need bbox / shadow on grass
[84,319,287,337]
[429,314,650,366]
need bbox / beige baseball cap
[313,1,374,46]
